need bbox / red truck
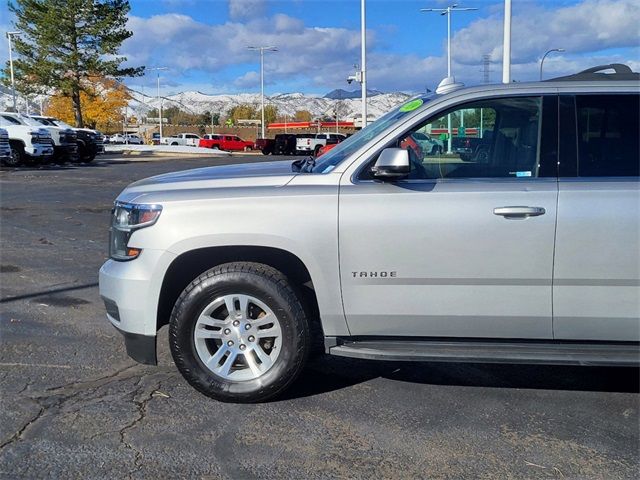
[199,134,254,151]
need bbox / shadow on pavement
[280,355,640,401]
[0,282,99,303]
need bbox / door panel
[339,179,558,338]
[339,95,558,339]
[553,94,640,341]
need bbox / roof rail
[547,63,639,82]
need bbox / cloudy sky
[2,0,639,96]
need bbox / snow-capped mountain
[129,90,412,121]
[0,84,413,122]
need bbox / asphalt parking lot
[1,154,638,479]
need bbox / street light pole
[420,5,477,154]
[147,67,168,140]
[420,5,477,79]
[6,31,21,112]
[540,48,565,80]
[248,46,277,139]
[360,0,367,128]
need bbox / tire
[243,146,250,152]
[5,142,24,167]
[169,262,310,403]
[261,149,270,155]
[81,153,96,163]
[313,145,322,157]
[474,148,489,164]
[171,142,178,146]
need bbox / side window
[380,97,547,180]
[576,94,639,177]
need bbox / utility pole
[247,46,278,139]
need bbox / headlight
[109,201,162,261]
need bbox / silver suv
[99,64,640,402]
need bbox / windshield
[34,117,55,126]
[311,95,434,173]
[20,114,47,127]
[0,115,22,126]
[53,119,74,129]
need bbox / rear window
[576,94,639,177]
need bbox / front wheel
[169,262,310,403]
[5,142,24,167]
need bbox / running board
[327,338,640,367]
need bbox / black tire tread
[169,261,309,403]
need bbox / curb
[105,149,232,158]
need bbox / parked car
[296,132,346,156]
[1,112,76,163]
[32,116,104,163]
[273,134,297,155]
[161,133,201,146]
[452,131,493,162]
[99,64,640,403]
[315,142,337,157]
[254,137,275,155]
[0,112,54,166]
[199,134,253,151]
[411,131,444,155]
[315,133,349,157]
[110,133,143,145]
[0,128,13,166]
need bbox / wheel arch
[156,246,321,340]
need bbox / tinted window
[576,94,639,177]
[363,97,547,180]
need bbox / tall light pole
[502,0,512,83]
[421,4,477,79]
[540,48,565,80]
[147,67,168,139]
[6,31,22,112]
[248,46,277,139]
[360,0,367,128]
[421,5,476,153]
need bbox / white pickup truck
[161,133,201,146]
[0,112,54,166]
[296,132,346,156]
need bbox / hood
[2,124,49,137]
[120,160,298,201]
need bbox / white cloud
[229,0,266,21]
[121,0,640,93]
[451,0,640,65]
[122,12,368,88]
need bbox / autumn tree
[45,76,131,132]
[227,104,257,124]
[263,105,278,125]
[294,110,312,122]
[5,0,142,127]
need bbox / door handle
[493,206,546,219]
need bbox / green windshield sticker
[399,99,423,112]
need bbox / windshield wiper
[291,156,315,173]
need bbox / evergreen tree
[4,0,142,127]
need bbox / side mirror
[371,148,410,179]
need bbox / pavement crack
[118,381,161,478]
[0,406,45,451]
